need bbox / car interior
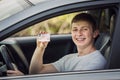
[0,5,117,77]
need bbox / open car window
[10,7,113,68]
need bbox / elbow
[29,65,45,74]
[29,66,40,74]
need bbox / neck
[77,45,96,56]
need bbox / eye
[72,29,77,31]
[83,28,88,31]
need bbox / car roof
[0,0,50,21]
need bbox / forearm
[29,47,45,74]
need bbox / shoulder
[94,50,105,59]
[62,53,78,59]
[90,50,103,57]
[90,50,107,63]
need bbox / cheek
[71,32,76,37]
[71,33,76,42]
[71,34,75,40]
[85,32,95,40]
[85,31,92,36]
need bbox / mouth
[76,37,86,42]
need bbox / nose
[77,29,83,35]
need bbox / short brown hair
[71,13,98,31]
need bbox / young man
[29,13,107,74]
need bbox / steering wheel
[0,45,15,70]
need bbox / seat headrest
[95,32,110,54]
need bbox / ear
[93,30,99,38]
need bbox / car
[0,0,120,80]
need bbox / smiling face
[71,20,98,49]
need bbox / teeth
[76,38,85,41]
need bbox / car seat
[95,32,110,56]
[95,32,111,69]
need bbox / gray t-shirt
[51,50,107,72]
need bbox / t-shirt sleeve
[77,56,107,70]
[51,55,68,72]
[83,61,106,70]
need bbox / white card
[38,33,50,42]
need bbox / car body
[0,0,120,80]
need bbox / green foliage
[12,13,79,37]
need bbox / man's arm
[29,39,58,74]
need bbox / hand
[7,70,24,76]
[37,32,50,48]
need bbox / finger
[7,72,17,76]
[7,70,16,74]
[7,70,16,76]
[7,73,16,76]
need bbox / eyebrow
[72,26,89,29]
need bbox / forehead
[72,21,92,28]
